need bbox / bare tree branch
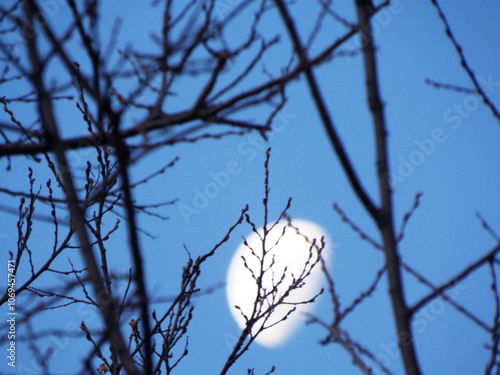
[429,0,500,124]
[273,0,380,221]
[354,1,421,373]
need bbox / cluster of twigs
[78,150,321,375]
[0,1,306,373]
[221,149,325,375]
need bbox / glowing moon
[226,219,329,348]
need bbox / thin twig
[429,0,500,124]
[425,78,476,94]
[409,243,500,326]
[333,202,382,249]
[396,192,422,243]
[476,213,500,242]
[485,259,500,374]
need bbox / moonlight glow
[226,219,329,348]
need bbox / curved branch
[273,0,379,221]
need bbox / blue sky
[1,0,499,374]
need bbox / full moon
[226,219,329,348]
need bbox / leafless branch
[429,0,500,124]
